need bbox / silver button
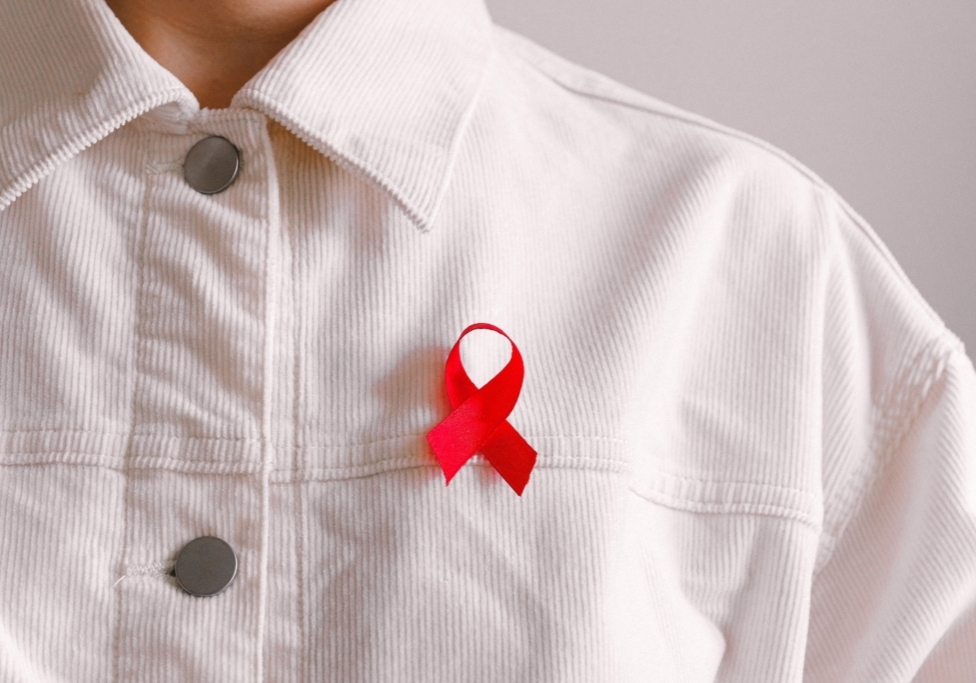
[175,536,237,597]
[183,136,240,194]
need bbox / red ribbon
[426,323,537,495]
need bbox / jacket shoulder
[491,24,955,349]
[491,25,829,185]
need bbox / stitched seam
[0,456,122,466]
[0,429,262,441]
[628,483,821,530]
[0,450,818,506]
[0,453,125,466]
[113,129,154,683]
[632,469,819,496]
[254,116,282,683]
[0,434,819,499]
[813,340,959,579]
[279,456,626,478]
[0,457,819,521]
[0,430,620,447]
[0,455,623,477]
[288,129,308,683]
[0,429,621,443]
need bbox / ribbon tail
[426,424,474,484]
[480,421,537,496]
[426,397,501,484]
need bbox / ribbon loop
[426,323,537,495]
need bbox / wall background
[485,0,976,358]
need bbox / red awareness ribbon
[426,323,537,495]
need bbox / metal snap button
[174,536,237,597]
[183,136,240,194]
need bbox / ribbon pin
[426,323,537,495]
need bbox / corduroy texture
[1,0,974,681]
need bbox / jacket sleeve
[804,193,976,682]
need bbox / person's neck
[105,0,337,109]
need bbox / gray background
[486,0,976,358]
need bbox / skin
[105,0,338,109]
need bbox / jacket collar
[0,0,495,230]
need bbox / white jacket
[0,0,974,681]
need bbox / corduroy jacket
[1,0,974,681]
